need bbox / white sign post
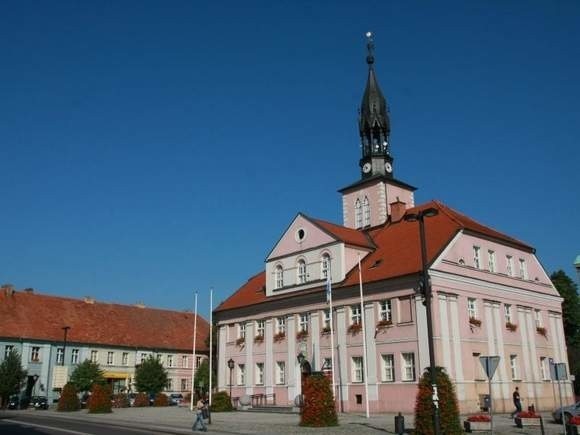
[480,356,500,434]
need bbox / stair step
[242,406,297,414]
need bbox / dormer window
[297,260,307,284]
[355,199,363,228]
[363,196,371,227]
[321,254,331,280]
[275,265,284,289]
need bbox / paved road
[0,407,571,434]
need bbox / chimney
[23,288,34,293]
[389,199,407,223]
[1,284,15,296]
[83,296,95,304]
[135,302,146,309]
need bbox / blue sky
[1,1,579,318]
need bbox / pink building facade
[213,37,571,414]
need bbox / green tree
[0,349,27,408]
[69,359,105,394]
[194,359,216,394]
[134,355,168,395]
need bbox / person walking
[510,387,522,418]
[192,396,208,432]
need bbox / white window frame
[363,196,371,227]
[239,323,246,339]
[255,362,264,385]
[238,364,246,385]
[379,300,392,322]
[91,350,98,363]
[71,349,79,364]
[167,354,174,368]
[504,304,512,324]
[256,320,265,337]
[535,309,543,328]
[510,354,519,380]
[31,346,40,362]
[140,353,147,364]
[299,313,309,332]
[351,305,361,325]
[182,355,188,368]
[381,354,395,382]
[56,348,64,365]
[473,246,481,269]
[355,198,363,229]
[468,298,477,319]
[488,250,496,272]
[321,254,330,280]
[519,258,528,279]
[4,345,14,359]
[540,357,550,380]
[276,361,286,385]
[297,259,307,284]
[351,356,364,383]
[196,356,202,369]
[275,265,284,289]
[181,378,188,391]
[276,317,286,334]
[506,255,514,276]
[401,353,416,381]
[107,351,114,366]
[122,352,129,366]
[322,309,331,329]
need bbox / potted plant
[376,319,393,330]
[320,326,331,335]
[536,326,547,337]
[469,317,482,327]
[273,331,286,343]
[463,414,491,432]
[253,334,264,344]
[347,323,362,335]
[235,337,245,347]
[296,329,309,341]
[566,415,580,435]
[506,321,518,332]
[514,410,542,428]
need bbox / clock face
[385,162,393,173]
[362,163,372,173]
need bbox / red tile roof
[0,290,209,352]
[215,200,533,313]
[309,216,375,249]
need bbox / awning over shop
[103,372,130,379]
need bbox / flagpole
[190,291,198,411]
[209,287,213,406]
[358,253,370,418]
[327,264,337,404]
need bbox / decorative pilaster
[364,302,378,400]
[265,319,274,395]
[336,307,349,404]
[245,321,254,395]
[218,326,227,390]
[286,315,297,401]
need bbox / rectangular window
[379,300,392,322]
[107,351,114,365]
[540,357,550,380]
[488,250,496,273]
[90,350,98,363]
[256,320,265,337]
[255,363,264,385]
[351,356,364,383]
[56,348,64,365]
[510,355,519,379]
[351,305,361,325]
[402,353,416,381]
[196,356,202,369]
[182,355,188,368]
[122,352,129,366]
[468,298,477,319]
[71,349,79,364]
[535,309,543,328]
[381,354,395,382]
[322,309,331,330]
[4,345,14,358]
[299,313,309,332]
[181,378,187,391]
[140,353,147,364]
[239,323,246,339]
[276,317,286,334]
[276,361,286,385]
[322,357,332,371]
[167,355,174,368]
[166,378,173,391]
[31,346,40,362]
[519,258,528,279]
[473,246,481,269]
[238,364,246,385]
[504,304,512,324]
[506,255,514,276]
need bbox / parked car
[553,401,580,423]
[128,393,136,407]
[169,393,183,406]
[7,395,20,409]
[31,396,49,410]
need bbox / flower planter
[514,416,542,428]
[463,420,491,432]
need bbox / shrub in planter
[211,391,234,412]
[347,323,362,335]
[469,317,482,327]
[112,393,130,408]
[467,414,491,422]
[153,393,169,407]
[296,329,309,341]
[273,332,286,342]
[133,392,150,407]
[300,372,338,427]
[88,384,112,414]
[414,367,461,435]
[57,382,81,412]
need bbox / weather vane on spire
[365,31,375,65]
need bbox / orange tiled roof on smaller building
[0,289,209,353]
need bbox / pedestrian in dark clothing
[510,387,522,418]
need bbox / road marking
[6,419,93,435]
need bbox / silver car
[553,401,580,423]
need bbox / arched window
[321,254,331,280]
[355,198,362,229]
[297,260,307,284]
[275,265,284,289]
[363,196,371,227]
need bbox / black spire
[358,32,393,179]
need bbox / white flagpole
[209,287,213,406]
[190,291,198,411]
[327,266,337,403]
[358,253,370,418]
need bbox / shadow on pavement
[0,421,53,435]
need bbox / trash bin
[394,412,405,434]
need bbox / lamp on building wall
[62,326,70,366]
[227,358,235,401]
[404,207,440,435]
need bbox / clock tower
[340,33,416,230]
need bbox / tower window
[363,196,371,227]
[355,199,363,229]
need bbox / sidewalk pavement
[1,406,570,434]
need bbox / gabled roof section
[309,216,375,250]
[0,290,210,352]
[214,271,266,312]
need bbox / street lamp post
[62,326,70,366]
[404,207,441,435]
[227,358,234,402]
